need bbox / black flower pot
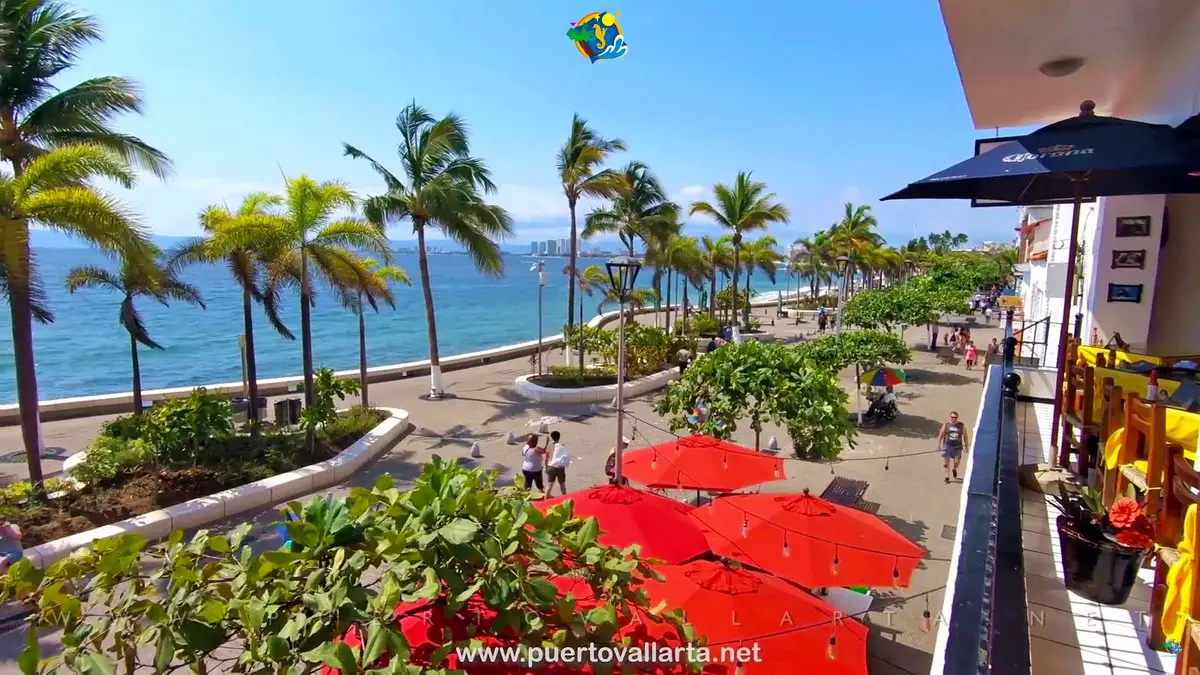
[1056,516,1149,605]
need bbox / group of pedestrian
[520,431,571,496]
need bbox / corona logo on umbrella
[566,11,627,63]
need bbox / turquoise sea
[0,249,793,403]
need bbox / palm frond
[63,264,121,293]
[14,144,136,193]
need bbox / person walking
[964,340,978,371]
[817,305,828,333]
[605,438,631,486]
[930,323,940,351]
[937,411,968,484]
[521,434,546,493]
[545,430,570,497]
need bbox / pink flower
[1108,498,1141,529]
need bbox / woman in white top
[521,434,546,492]
[545,430,570,496]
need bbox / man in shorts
[545,431,570,496]
[937,411,968,484]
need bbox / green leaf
[528,578,559,604]
[301,642,358,674]
[17,634,38,675]
[266,636,290,661]
[412,567,440,600]
[153,631,175,672]
[177,620,226,652]
[576,517,600,548]
[81,653,116,675]
[363,621,390,664]
[196,599,227,624]
[437,518,479,544]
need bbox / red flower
[1116,530,1154,550]
[1130,513,1156,537]
[1108,497,1142,529]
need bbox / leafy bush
[4,459,697,674]
[562,324,617,360]
[69,435,155,484]
[301,368,362,432]
[0,479,70,507]
[143,388,234,465]
[99,414,151,441]
[623,323,692,378]
[690,312,721,335]
[547,364,617,378]
[715,285,751,310]
[655,340,855,459]
[841,286,937,331]
[316,406,387,450]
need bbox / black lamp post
[834,255,850,336]
[531,260,546,375]
[606,256,642,483]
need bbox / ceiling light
[1039,57,1086,78]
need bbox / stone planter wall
[513,369,679,404]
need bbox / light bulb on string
[773,461,780,478]
[827,634,837,660]
[884,456,890,471]
[651,451,657,470]
[741,515,749,538]
[831,547,840,576]
[922,609,932,632]
[722,451,728,470]
[782,531,791,558]
[734,663,745,675]
[829,462,835,475]
[892,562,901,589]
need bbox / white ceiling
[939,0,1193,129]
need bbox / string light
[734,663,745,675]
[651,450,657,470]
[922,609,932,632]
[884,456,890,471]
[722,451,728,469]
[831,546,840,576]
[827,634,837,660]
[892,562,901,589]
[741,515,749,539]
[782,531,791,558]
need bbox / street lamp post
[532,260,547,375]
[834,255,863,425]
[606,256,642,483]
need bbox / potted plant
[1050,485,1155,605]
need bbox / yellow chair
[1109,393,1168,515]
[1151,445,1198,651]
[1060,354,1098,474]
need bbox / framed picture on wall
[1111,250,1146,269]
[1107,283,1144,303]
[1115,216,1151,237]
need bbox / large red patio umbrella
[621,435,786,493]
[325,576,702,674]
[689,490,925,589]
[537,484,710,563]
[638,560,868,675]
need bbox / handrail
[1013,315,1049,338]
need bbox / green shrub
[301,368,362,432]
[547,365,617,378]
[100,415,150,440]
[623,323,691,378]
[562,324,617,363]
[143,388,234,465]
[690,312,721,335]
[317,406,387,449]
[0,478,71,507]
[69,435,154,484]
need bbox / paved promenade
[0,309,1003,674]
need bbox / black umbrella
[882,100,1200,464]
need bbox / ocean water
[0,249,793,403]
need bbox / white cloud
[673,185,715,223]
[836,185,866,205]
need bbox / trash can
[231,397,250,424]
[274,398,302,426]
[252,396,267,421]
[288,398,302,424]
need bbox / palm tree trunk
[5,225,46,490]
[299,249,316,448]
[358,294,369,408]
[743,266,752,328]
[682,284,690,333]
[665,270,672,334]
[731,242,742,330]
[241,286,260,424]
[566,200,578,343]
[578,291,586,373]
[709,275,717,316]
[130,332,143,416]
[415,222,445,397]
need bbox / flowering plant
[1050,486,1156,550]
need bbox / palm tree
[581,264,656,316]
[213,176,392,425]
[690,173,790,329]
[738,237,780,323]
[698,235,733,316]
[829,202,883,292]
[169,194,295,424]
[582,161,678,255]
[558,115,626,342]
[0,0,171,487]
[345,102,513,399]
[344,259,410,407]
[65,253,204,415]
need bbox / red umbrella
[326,576,700,674]
[537,484,710,563]
[638,560,868,675]
[621,435,786,492]
[689,490,925,589]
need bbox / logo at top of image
[567,11,627,63]
[1165,639,1182,654]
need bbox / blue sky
[66,0,1022,247]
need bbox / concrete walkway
[0,309,1005,674]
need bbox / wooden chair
[1097,377,1125,496]
[1147,444,1199,652]
[1060,353,1098,475]
[1109,393,1168,514]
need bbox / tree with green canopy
[342,259,411,407]
[795,330,912,374]
[655,341,855,459]
[346,102,513,400]
[65,252,205,416]
[0,0,171,490]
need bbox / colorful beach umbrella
[689,491,925,589]
[537,484,710,563]
[639,560,869,675]
[861,367,906,387]
[622,435,785,493]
